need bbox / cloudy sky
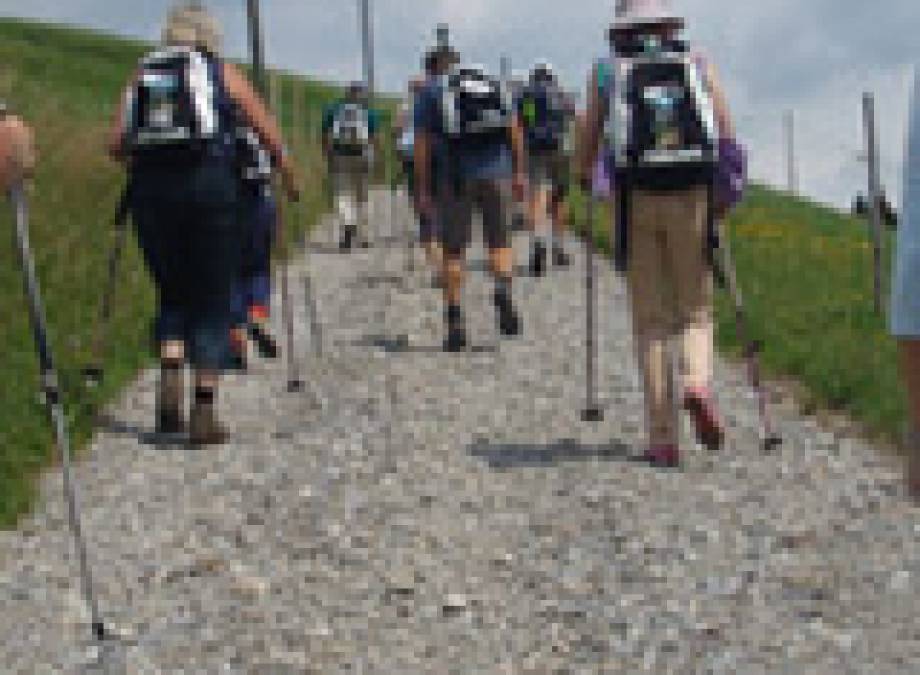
[1,0,916,211]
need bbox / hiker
[107,2,300,445]
[578,0,736,467]
[890,64,920,501]
[415,53,527,351]
[0,102,35,193]
[410,44,461,284]
[517,60,575,275]
[322,81,382,251]
[228,126,279,370]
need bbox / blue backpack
[520,82,567,153]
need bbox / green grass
[570,183,905,447]
[0,17,397,529]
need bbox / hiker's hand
[0,114,35,193]
[282,168,301,203]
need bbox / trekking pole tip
[581,406,604,423]
[287,379,305,393]
[92,621,107,642]
[762,434,782,452]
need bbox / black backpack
[519,81,567,153]
[606,40,718,190]
[235,126,273,184]
[440,66,511,145]
[124,46,232,164]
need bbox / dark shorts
[438,176,509,256]
[130,155,243,370]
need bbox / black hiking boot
[443,305,468,352]
[553,245,571,268]
[248,320,279,359]
[156,362,185,435]
[340,224,356,251]
[494,286,521,337]
[530,240,547,277]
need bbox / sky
[0,0,916,211]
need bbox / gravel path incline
[1,189,918,673]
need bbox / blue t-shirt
[413,74,512,182]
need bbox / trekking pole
[275,187,304,392]
[711,210,782,452]
[82,188,131,389]
[8,183,107,642]
[302,272,323,358]
[581,188,603,422]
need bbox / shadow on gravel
[345,273,406,289]
[469,437,639,469]
[349,335,498,354]
[95,414,193,450]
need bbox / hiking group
[2,0,919,501]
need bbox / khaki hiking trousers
[626,186,713,447]
[329,153,371,241]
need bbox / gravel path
[1,189,918,673]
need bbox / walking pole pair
[82,187,131,389]
[9,183,107,642]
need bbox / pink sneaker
[683,386,725,452]
[644,444,680,468]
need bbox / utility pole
[360,0,375,101]
[245,0,266,98]
[784,109,796,194]
[863,92,883,316]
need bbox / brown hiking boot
[156,362,185,435]
[188,388,227,447]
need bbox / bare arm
[699,55,734,139]
[578,65,604,184]
[107,72,139,161]
[509,113,526,177]
[415,129,431,198]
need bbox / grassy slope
[570,183,903,447]
[0,17,373,528]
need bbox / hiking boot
[553,245,571,268]
[443,305,468,352]
[156,362,185,435]
[644,444,680,468]
[530,241,547,277]
[683,387,725,452]
[248,319,279,359]
[494,288,521,337]
[340,224,356,251]
[188,389,227,447]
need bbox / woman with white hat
[578,0,736,467]
[108,1,300,446]
[889,65,920,502]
